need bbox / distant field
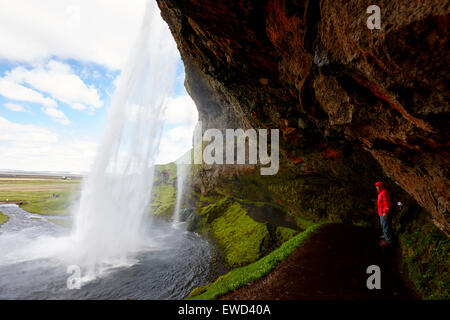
[0,178,81,215]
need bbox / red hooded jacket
[376,182,392,216]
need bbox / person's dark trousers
[380,215,394,244]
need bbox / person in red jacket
[375,181,393,246]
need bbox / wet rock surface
[157,0,449,233]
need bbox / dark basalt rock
[157,0,449,235]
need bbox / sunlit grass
[0,178,80,215]
[20,192,76,215]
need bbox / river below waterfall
[0,204,214,299]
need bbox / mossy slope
[151,184,176,218]
[150,163,177,219]
[396,204,449,300]
[187,223,325,300]
[192,196,302,268]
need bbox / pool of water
[0,204,214,299]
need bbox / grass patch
[0,210,9,226]
[20,192,74,215]
[0,178,79,195]
[187,223,326,300]
[0,178,80,215]
[0,190,59,203]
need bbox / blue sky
[0,0,198,173]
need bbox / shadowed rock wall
[157,0,449,234]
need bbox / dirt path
[220,224,419,300]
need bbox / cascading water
[172,153,190,225]
[0,1,216,299]
[69,0,178,276]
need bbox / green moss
[0,210,9,226]
[399,222,449,299]
[186,273,231,299]
[194,194,317,268]
[151,184,176,218]
[198,197,229,218]
[275,226,299,243]
[208,202,270,267]
[197,194,220,204]
[395,204,449,300]
[187,223,326,300]
[206,163,367,225]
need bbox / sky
[0,0,198,173]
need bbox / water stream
[0,204,212,299]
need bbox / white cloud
[0,116,97,172]
[156,124,197,164]
[4,102,28,112]
[71,103,87,111]
[0,78,57,107]
[167,126,195,141]
[164,95,198,125]
[153,94,198,164]
[41,107,71,125]
[0,117,57,145]
[124,94,198,126]
[156,136,188,165]
[0,0,147,70]
[5,60,103,111]
[0,1,195,170]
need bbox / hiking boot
[379,240,392,247]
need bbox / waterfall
[172,153,190,225]
[68,1,178,276]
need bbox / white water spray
[172,153,190,225]
[68,1,178,273]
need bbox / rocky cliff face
[157,0,449,234]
